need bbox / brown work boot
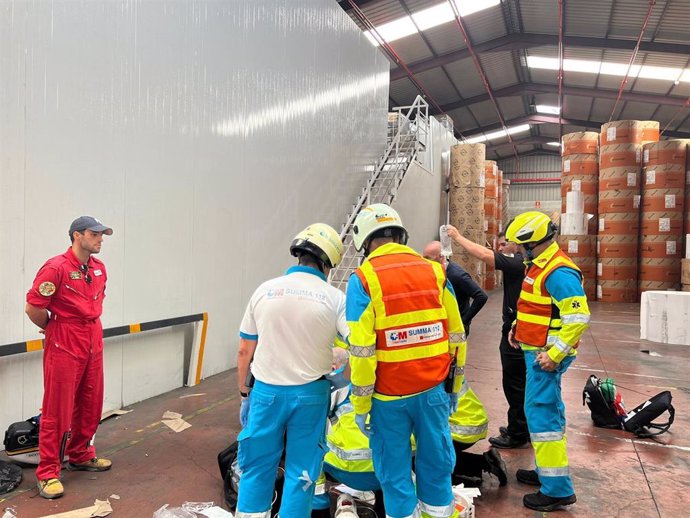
[68,457,112,472]
[37,478,64,499]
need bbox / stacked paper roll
[561,132,599,235]
[597,120,659,302]
[484,161,498,290]
[449,144,486,284]
[639,140,687,293]
[685,142,690,260]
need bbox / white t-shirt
[239,266,349,385]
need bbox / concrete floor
[3,295,690,517]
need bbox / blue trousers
[524,351,575,498]
[370,383,456,518]
[236,379,329,518]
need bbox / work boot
[68,457,112,472]
[37,478,64,499]
[499,426,509,437]
[489,433,529,449]
[523,491,576,511]
[516,469,541,486]
[483,448,508,486]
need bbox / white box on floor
[640,291,690,345]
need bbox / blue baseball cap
[68,216,113,237]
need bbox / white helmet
[290,223,344,269]
[352,204,408,253]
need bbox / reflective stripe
[418,498,455,517]
[457,380,469,398]
[539,466,570,477]
[350,344,376,358]
[531,431,564,442]
[517,311,551,325]
[327,439,372,461]
[552,337,572,355]
[457,366,464,375]
[519,290,552,304]
[450,423,488,436]
[235,511,271,518]
[335,402,354,420]
[352,384,375,397]
[449,332,466,343]
[561,313,590,324]
[376,341,448,362]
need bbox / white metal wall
[0,0,389,434]
[393,117,456,250]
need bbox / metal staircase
[330,96,429,291]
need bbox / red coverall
[26,248,107,481]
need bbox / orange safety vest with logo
[515,248,582,347]
[355,252,451,396]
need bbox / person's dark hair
[497,231,506,239]
[370,227,404,244]
[69,230,83,244]
[297,251,326,273]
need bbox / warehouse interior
[1,0,689,516]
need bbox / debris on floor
[161,411,192,433]
[39,498,113,518]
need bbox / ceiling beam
[486,136,556,152]
[390,33,690,81]
[463,114,690,140]
[438,82,690,112]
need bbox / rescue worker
[422,241,487,336]
[505,212,590,512]
[445,226,530,448]
[346,203,465,518]
[25,216,114,499]
[236,223,349,518]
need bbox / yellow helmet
[290,223,344,269]
[352,203,408,253]
[505,211,557,245]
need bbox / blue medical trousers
[524,350,576,498]
[370,383,456,518]
[236,378,329,518]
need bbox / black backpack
[217,440,285,515]
[582,375,622,429]
[623,391,675,438]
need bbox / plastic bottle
[440,225,453,258]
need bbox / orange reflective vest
[515,248,582,347]
[355,251,451,396]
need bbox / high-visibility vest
[449,380,489,445]
[355,250,452,396]
[324,402,374,473]
[515,248,582,347]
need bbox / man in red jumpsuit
[25,216,113,499]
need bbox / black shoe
[489,433,529,449]
[311,508,331,518]
[499,425,509,437]
[483,448,508,487]
[523,491,576,511]
[516,469,541,486]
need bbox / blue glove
[239,396,250,428]
[355,413,371,437]
[448,392,459,417]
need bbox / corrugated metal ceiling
[340,0,690,159]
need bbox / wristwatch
[239,390,249,398]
